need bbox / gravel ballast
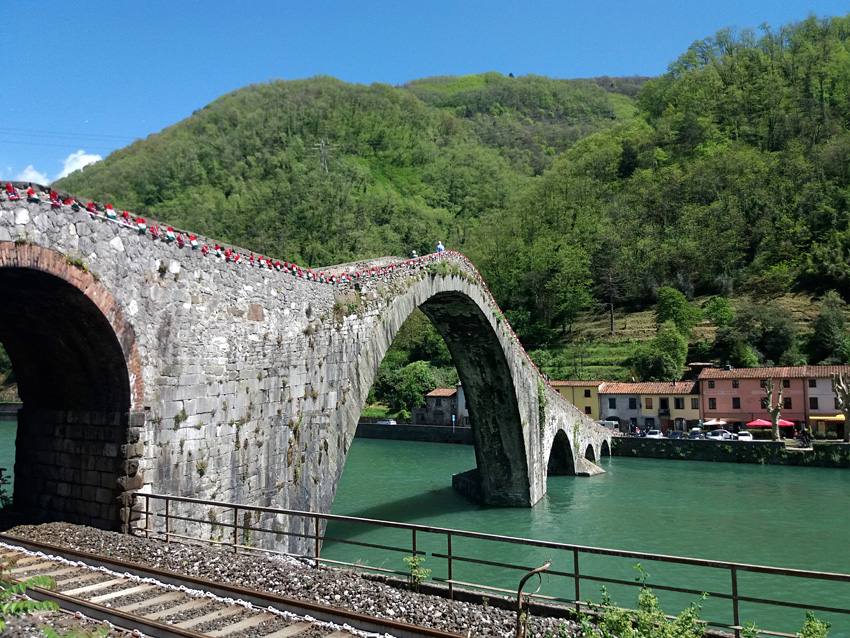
[1,521,581,638]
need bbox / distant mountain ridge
[55,15,850,354]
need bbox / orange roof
[698,365,850,380]
[599,381,698,395]
[426,388,457,397]
[550,380,604,387]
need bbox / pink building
[698,366,850,432]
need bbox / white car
[375,418,397,425]
[706,429,734,440]
[645,429,664,439]
[737,431,754,441]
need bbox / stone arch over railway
[1,189,612,549]
[0,242,144,530]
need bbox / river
[325,438,850,636]
[1,425,848,634]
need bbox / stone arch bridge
[0,186,611,551]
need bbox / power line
[0,127,135,142]
[0,137,116,151]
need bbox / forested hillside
[53,14,850,386]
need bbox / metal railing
[134,493,850,637]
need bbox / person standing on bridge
[436,241,445,253]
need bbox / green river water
[1,424,848,634]
[325,438,850,636]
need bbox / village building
[411,383,469,426]
[598,381,699,433]
[549,380,604,420]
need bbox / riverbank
[356,421,474,444]
[611,437,850,468]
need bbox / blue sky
[2,1,847,184]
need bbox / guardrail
[134,493,850,637]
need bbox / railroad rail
[0,535,465,638]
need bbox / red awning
[745,419,772,427]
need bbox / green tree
[702,296,735,328]
[655,287,703,337]
[632,322,688,381]
[376,361,438,414]
[809,291,850,364]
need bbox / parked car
[737,431,754,441]
[645,429,664,439]
[687,428,704,439]
[376,418,397,425]
[667,431,684,439]
[706,429,734,440]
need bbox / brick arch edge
[0,241,146,531]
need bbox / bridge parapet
[1,183,611,549]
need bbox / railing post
[144,494,150,540]
[731,566,740,638]
[165,497,170,543]
[412,528,418,556]
[233,506,239,553]
[447,532,454,600]
[314,515,321,569]
[574,550,581,614]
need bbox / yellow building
[549,380,604,420]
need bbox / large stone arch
[342,278,531,507]
[0,242,144,530]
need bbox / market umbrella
[745,419,772,427]
[777,418,795,427]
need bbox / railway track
[0,535,465,638]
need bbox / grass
[546,291,835,383]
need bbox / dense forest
[49,15,850,400]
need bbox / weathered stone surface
[0,189,612,551]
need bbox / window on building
[585,406,592,414]
[708,380,715,389]
[783,397,792,409]
[629,397,637,410]
[732,380,739,388]
[674,397,684,409]
[809,379,817,388]
[732,397,740,409]
[691,398,699,410]
[659,398,669,410]
[760,379,767,388]
[708,398,716,410]
[783,379,790,388]
[810,397,819,410]
[608,398,616,410]
[584,389,591,398]
[761,398,769,409]
[436,398,442,407]
[645,397,653,409]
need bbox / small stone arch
[547,429,576,476]
[601,439,611,457]
[0,242,144,530]
[584,444,597,462]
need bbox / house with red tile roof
[411,384,469,426]
[697,365,850,436]
[598,381,699,433]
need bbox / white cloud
[16,165,49,184]
[55,150,102,181]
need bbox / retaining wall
[612,437,850,468]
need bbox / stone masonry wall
[1,186,612,552]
